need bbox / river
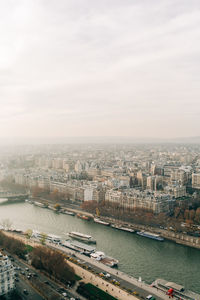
[0,202,200,294]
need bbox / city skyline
[1,0,200,139]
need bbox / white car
[62,292,67,297]
[104,272,111,278]
[146,295,153,300]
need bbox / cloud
[0,0,200,138]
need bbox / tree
[31,246,76,284]
[0,218,12,230]
[189,209,195,221]
[54,203,61,211]
[50,189,59,201]
[40,233,47,245]
[184,209,189,220]
[195,207,200,224]
[25,229,33,239]
[174,207,181,218]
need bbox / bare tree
[0,218,13,230]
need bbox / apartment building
[0,253,15,296]
[192,173,200,189]
[105,189,174,214]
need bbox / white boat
[32,230,61,243]
[46,234,61,243]
[62,210,75,216]
[120,227,135,233]
[90,251,118,267]
[68,232,96,244]
[136,231,164,241]
[111,224,134,233]
[93,218,110,226]
[34,201,45,208]
[61,240,96,255]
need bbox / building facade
[0,253,15,296]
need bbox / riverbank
[1,230,178,300]
[0,230,148,300]
[1,202,200,294]
[31,197,200,250]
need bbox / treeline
[31,246,76,285]
[31,186,67,202]
[81,200,200,229]
[0,178,27,193]
[0,231,27,258]
[174,206,200,223]
[0,231,76,285]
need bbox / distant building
[105,188,174,214]
[136,171,147,189]
[165,185,187,198]
[170,169,187,185]
[192,173,200,189]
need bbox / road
[3,249,84,300]
[49,242,171,300]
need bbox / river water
[0,202,200,294]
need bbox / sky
[0,0,200,140]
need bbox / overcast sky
[0,0,200,139]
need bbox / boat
[152,278,200,300]
[62,210,75,216]
[120,227,135,233]
[31,230,61,243]
[93,218,110,226]
[77,214,90,220]
[25,199,33,204]
[111,224,134,233]
[136,230,164,241]
[34,201,45,208]
[61,240,96,255]
[90,251,118,267]
[46,234,61,243]
[68,231,96,244]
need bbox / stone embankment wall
[161,230,200,249]
[67,260,138,300]
[100,216,200,250]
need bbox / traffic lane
[15,277,45,300]
[50,244,169,300]
[13,255,79,300]
[88,263,164,300]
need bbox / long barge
[93,218,110,226]
[61,240,96,255]
[136,230,164,241]
[90,251,118,267]
[68,231,96,244]
[111,224,135,233]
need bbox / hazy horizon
[1,0,200,139]
[1,135,200,146]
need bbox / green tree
[25,229,33,239]
[40,233,47,245]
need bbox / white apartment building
[165,185,187,198]
[170,169,187,185]
[0,253,15,296]
[105,189,174,214]
[84,188,94,201]
[192,173,200,189]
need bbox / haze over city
[1,0,200,140]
